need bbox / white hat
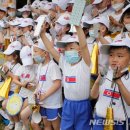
[7,3,16,9]
[86,16,110,29]
[56,13,70,25]
[33,38,48,52]
[100,38,130,54]
[43,2,55,10]
[68,0,75,4]
[20,46,33,66]
[8,18,21,26]
[19,18,34,27]
[31,0,40,9]
[57,0,70,10]
[0,21,6,28]
[0,7,7,12]
[4,41,22,55]
[92,0,103,4]
[39,1,48,10]
[18,5,31,12]
[56,35,79,48]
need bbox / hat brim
[22,57,33,66]
[3,49,14,55]
[92,0,103,4]
[56,42,68,48]
[100,44,128,54]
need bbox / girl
[18,5,32,18]
[30,38,62,130]
[2,41,22,130]
[19,18,34,46]
[114,5,130,41]
[91,38,130,130]
[109,0,127,33]
[13,46,37,130]
[41,24,92,130]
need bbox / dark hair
[11,50,22,65]
[65,24,71,35]
[109,46,130,53]
[120,8,130,24]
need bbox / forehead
[65,42,79,49]
[109,47,130,54]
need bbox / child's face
[109,48,130,70]
[33,46,46,57]
[5,55,14,62]
[123,14,130,25]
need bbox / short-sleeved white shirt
[15,64,38,98]
[37,60,62,109]
[96,69,130,121]
[59,55,91,101]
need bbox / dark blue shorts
[93,114,130,130]
[8,91,14,97]
[61,99,92,130]
[40,107,62,121]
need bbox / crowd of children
[0,0,130,130]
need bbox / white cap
[19,18,34,27]
[4,41,22,55]
[18,5,31,12]
[8,18,21,26]
[43,2,55,10]
[68,0,75,4]
[56,13,70,25]
[20,46,33,66]
[33,38,48,52]
[7,3,16,9]
[57,0,70,10]
[31,0,40,9]
[86,16,110,29]
[92,0,103,4]
[56,35,79,48]
[39,1,48,10]
[100,38,130,54]
[0,7,7,12]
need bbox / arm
[98,36,111,44]
[12,75,27,88]
[40,27,60,63]
[75,26,91,66]
[40,79,61,101]
[116,79,130,106]
[90,74,101,99]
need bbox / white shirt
[15,64,38,98]
[5,62,21,91]
[114,32,130,42]
[96,69,130,121]
[37,60,62,109]
[59,55,91,101]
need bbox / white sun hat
[18,5,31,12]
[19,18,34,27]
[92,0,103,5]
[20,46,33,66]
[4,41,22,55]
[100,38,130,54]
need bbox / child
[91,38,130,130]
[12,46,37,130]
[114,5,130,41]
[41,25,92,130]
[29,38,62,130]
[2,41,22,130]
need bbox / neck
[42,58,50,66]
